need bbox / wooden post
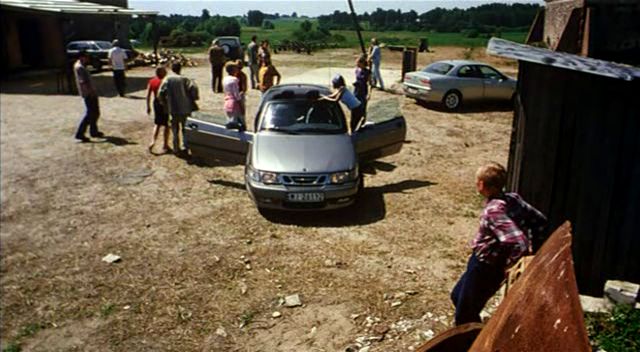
[347,0,366,55]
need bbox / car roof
[262,84,331,102]
[437,60,492,67]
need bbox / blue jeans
[371,62,384,90]
[75,95,100,138]
[450,253,505,325]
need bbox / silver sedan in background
[403,60,517,110]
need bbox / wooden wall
[508,61,640,295]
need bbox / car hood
[251,133,356,173]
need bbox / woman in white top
[320,74,364,133]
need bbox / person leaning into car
[108,39,128,97]
[208,41,226,93]
[319,74,364,134]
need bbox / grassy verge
[585,304,640,351]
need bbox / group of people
[73,37,549,327]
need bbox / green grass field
[243,18,527,48]
[143,18,527,52]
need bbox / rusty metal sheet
[415,323,483,352]
[470,222,591,352]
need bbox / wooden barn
[488,38,640,295]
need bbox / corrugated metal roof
[0,0,157,15]
[487,37,640,81]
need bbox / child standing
[450,162,547,325]
[146,66,169,153]
[223,62,245,130]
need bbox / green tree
[262,20,275,29]
[201,9,210,20]
[247,10,264,27]
[300,20,312,32]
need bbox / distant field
[143,18,527,53]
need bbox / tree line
[318,3,540,34]
[129,3,539,47]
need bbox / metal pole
[347,0,366,55]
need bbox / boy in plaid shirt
[451,162,547,325]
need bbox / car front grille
[281,174,327,186]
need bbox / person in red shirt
[146,66,169,154]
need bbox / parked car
[66,40,134,70]
[211,36,244,61]
[403,60,517,110]
[184,84,406,211]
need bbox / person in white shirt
[108,39,128,97]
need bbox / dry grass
[1,48,514,351]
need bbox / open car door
[353,98,406,163]
[184,112,253,164]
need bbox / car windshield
[423,62,454,75]
[95,41,112,49]
[259,100,346,134]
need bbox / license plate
[407,87,419,94]
[287,193,324,202]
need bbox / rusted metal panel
[470,222,591,352]
[415,323,483,352]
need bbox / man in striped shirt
[451,162,547,325]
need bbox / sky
[129,0,542,17]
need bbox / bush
[262,20,275,29]
[465,29,479,38]
[586,304,640,351]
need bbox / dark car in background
[184,84,407,212]
[212,36,244,61]
[66,40,134,70]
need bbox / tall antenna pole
[347,0,366,55]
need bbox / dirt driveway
[1,47,514,351]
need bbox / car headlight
[247,166,280,184]
[330,167,359,184]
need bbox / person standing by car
[208,41,226,93]
[223,62,245,130]
[258,57,281,94]
[320,74,364,134]
[258,40,271,66]
[146,66,169,154]
[108,39,128,97]
[450,162,547,326]
[159,62,199,156]
[368,38,384,91]
[234,59,248,121]
[73,51,103,142]
[354,54,371,114]
[247,35,259,89]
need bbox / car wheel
[443,90,462,110]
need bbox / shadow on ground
[208,177,436,227]
[0,72,149,97]
[415,100,514,113]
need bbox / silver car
[403,60,517,110]
[184,84,406,211]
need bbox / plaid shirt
[472,193,547,268]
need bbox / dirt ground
[0,47,515,351]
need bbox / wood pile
[132,49,199,67]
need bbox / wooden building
[527,0,640,65]
[488,38,640,295]
[0,0,156,72]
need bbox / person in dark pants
[353,54,371,114]
[319,74,364,134]
[208,41,226,93]
[451,162,547,325]
[146,66,169,154]
[108,39,128,97]
[73,51,103,142]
